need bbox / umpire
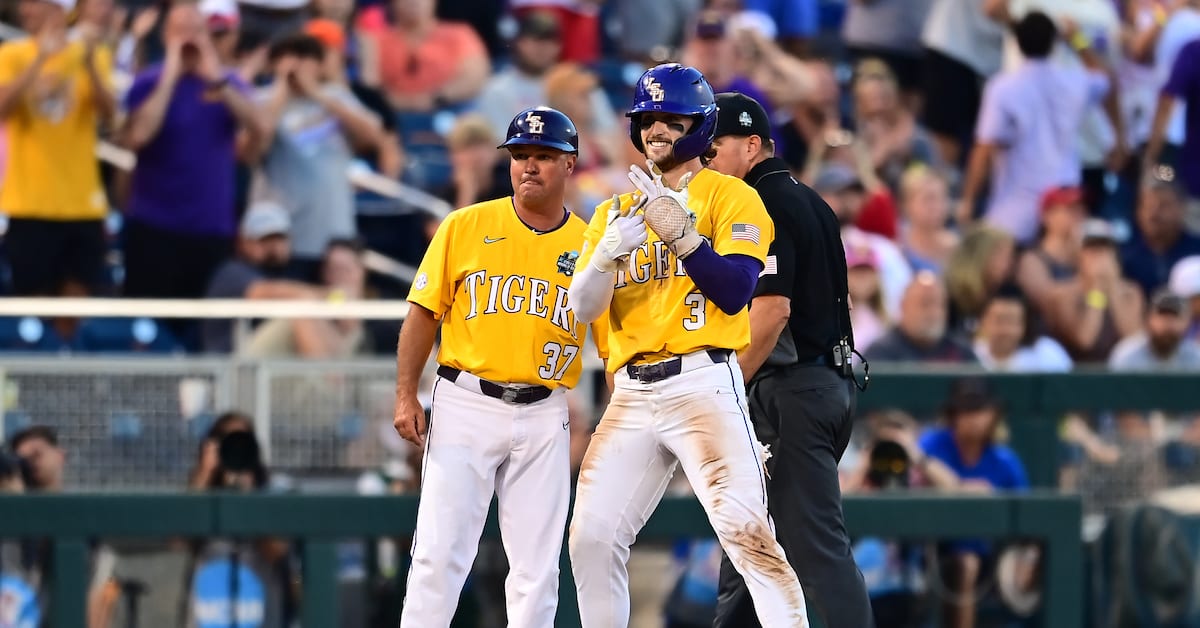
[706,93,874,628]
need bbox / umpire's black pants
[713,364,875,628]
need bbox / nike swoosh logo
[484,236,506,244]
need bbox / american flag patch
[731,223,761,245]
[760,255,777,277]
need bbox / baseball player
[566,63,809,627]
[392,106,606,627]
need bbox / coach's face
[509,146,576,209]
[638,112,693,170]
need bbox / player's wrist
[670,230,704,259]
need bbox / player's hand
[393,394,428,447]
[592,195,647,272]
[629,162,703,258]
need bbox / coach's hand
[393,394,428,448]
[629,163,703,259]
[592,195,648,273]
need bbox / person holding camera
[704,92,874,628]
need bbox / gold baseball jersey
[409,197,607,389]
[577,168,773,371]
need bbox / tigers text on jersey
[408,197,605,389]
[577,168,773,371]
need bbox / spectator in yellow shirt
[0,0,114,297]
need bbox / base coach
[705,92,874,628]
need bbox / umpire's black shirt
[745,157,851,369]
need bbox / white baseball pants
[569,352,809,627]
[399,375,571,628]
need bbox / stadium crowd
[1,0,1200,626]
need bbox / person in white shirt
[958,11,1111,244]
[974,288,1074,372]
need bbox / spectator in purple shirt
[117,1,264,304]
[1146,38,1200,234]
[682,11,776,138]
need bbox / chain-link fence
[0,356,605,491]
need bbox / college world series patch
[557,251,579,277]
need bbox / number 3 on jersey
[538,342,579,381]
[683,293,706,331]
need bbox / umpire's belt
[624,349,731,384]
[436,366,554,405]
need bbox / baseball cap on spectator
[240,201,290,240]
[305,18,346,53]
[813,163,865,194]
[1040,186,1084,213]
[1169,256,1200,298]
[1080,218,1120,247]
[200,0,239,32]
[713,92,772,143]
[695,11,726,39]
[516,11,560,41]
[1150,289,1186,316]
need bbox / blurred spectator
[841,0,932,108]
[9,425,63,491]
[918,377,1032,628]
[1051,219,1144,363]
[944,226,1016,338]
[543,63,619,173]
[997,0,1126,213]
[235,0,309,54]
[119,1,264,303]
[813,163,912,315]
[111,5,160,74]
[973,287,1073,372]
[201,201,327,353]
[920,0,1004,166]
[612,0,699,64]
[1146,0,1200,174]
[803,122,901,241]
[740,0,818,57]
[1147,36,1200,229]
[865,271,977,364]
[1016,186,1086,320]
[198,0,240,69]
[897,165,959,275]
[1061,409,1169,514]
[436,113,512,210]
[251,33,382,280]
[358,0,488,112]
[850,58,943,191]
[187,410,254,489]
[845,233,888,352]
[475,13,617,150]
[241,238,370,359]
[0,0,114,298]
[0,448,39,628]
[509,0,600,64]
[958,11,1110,244]
[681,11,774,120]
[185,428,297,628]
[775,58,848,174]
[1109,289,1200,369]
[1169,254,1200,339]
[434,0,506,61]
[842,412,957,627]
[1120,178,1200,297]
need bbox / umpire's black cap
[713,92,772,143]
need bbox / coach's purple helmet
[627,63,718,163]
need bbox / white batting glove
[592,194,648,273]
[627,161,704,259]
